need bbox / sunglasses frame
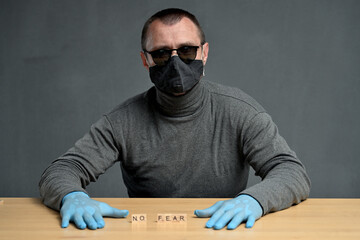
[144,45,201,66]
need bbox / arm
[39,116,128,229]
[195,112,310,229]
[240,112,311,214]
[39,116,120,210]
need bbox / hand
[194,194,263,230]
[60,192,129,230]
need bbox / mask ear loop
[200,45,205,77]
[143,51,152,67]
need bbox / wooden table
[0,198,359,239]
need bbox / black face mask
[149,56,203,95]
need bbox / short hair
[141,8,206,51]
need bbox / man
[39,8,310,230]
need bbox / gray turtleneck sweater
[39,80,311,214]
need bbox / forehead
[145,17,201,51]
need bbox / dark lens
[151,49,171,66]
[177,46,198,63]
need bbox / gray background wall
[1,0,359,198]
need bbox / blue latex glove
[194,194,263,230]
[60,191,129,230]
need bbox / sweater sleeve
[239,112,311,215]
[38,116,120,211]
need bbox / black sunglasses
[144,46,200,66]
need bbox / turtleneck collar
[155,79,208,118]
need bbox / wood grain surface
[0,198,359,239]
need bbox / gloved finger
[73,213,87,229]
[205,206,228,228]
[227,211,246,230]
[83,212,97,230]
[110,208,129,218]
[194,201,224,218]
[213,209,237,230]
[101,204,129,218]
[93,212,105,229]
[61,213,71,228]
[245,215,256,228]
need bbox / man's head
[141,8,206,52]
[140,8,209,70]
[140,8,209,95]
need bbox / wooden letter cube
[131,214,147,223]
[157,214,187,223]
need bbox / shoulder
[203,80,266,113]
[104,87,155,122]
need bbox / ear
[202,42,209,66]
[140,51,149,71]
